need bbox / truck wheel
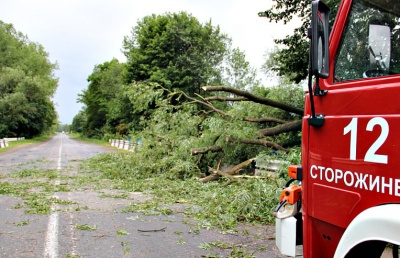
[344,240,386,258]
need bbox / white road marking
[68,192,78,256]
[44,212,59,258]
[44,136,63,258]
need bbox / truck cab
[275,0,400,257]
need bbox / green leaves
[259,0,340,83]
[0,21,58,138]
[80,151,294,229]
[122,82,164,113]
[75,224,97,231]
[123,12,230,95]
[78,59,126,137]
[222,47,260,90]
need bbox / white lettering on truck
[310,165,400,196]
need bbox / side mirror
[364,23,391,77]
[307,0,330,127]
[311,0,330,79]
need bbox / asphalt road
[0,134,286,258]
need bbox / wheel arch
[334,204,400,258]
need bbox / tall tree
[123,12,231,95]
[78,59,125,137]
[0,21,58,138]
[258,0,340,83]
[222,47,260,90]
[71,109,86,133]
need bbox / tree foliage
[76,11,305,178]
[258,0,340,83]
[115,80,303,176]
[78,59,126,138]
[71,109,86,133]
[80,12,233,139]
[222,47,260,90]
[0,21,58,138]
[123,12,230,95]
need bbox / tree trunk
[199,158,254,183]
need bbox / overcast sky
[0,0,299,124]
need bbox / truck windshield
[334,0,400,82]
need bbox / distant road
[0,134,284,258]
[0,134,111,170]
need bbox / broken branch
[202,86,303,116]
[226,136,288,152]
[258,120,302,137]
[138,227,167,232]
[199,158,255,183]
[191,146,223,155]
[205,96,249,102]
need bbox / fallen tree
[180,85,303,154]
[116,82,303,181]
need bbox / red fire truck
[274,0,400,257]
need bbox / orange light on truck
[288,165,302,180]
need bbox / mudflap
[276,213,303,257]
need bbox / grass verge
[0,135,54,153]
[68,133,110,147]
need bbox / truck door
[304,0,400,257]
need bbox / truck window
[334,0,400,82]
